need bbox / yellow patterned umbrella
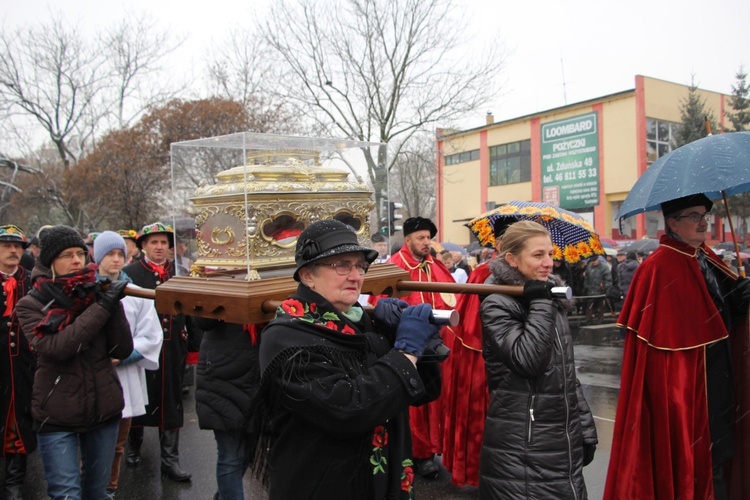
[467,200,605,264]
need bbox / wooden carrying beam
[124,263,533,324]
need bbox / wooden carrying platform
[126,263,537,324]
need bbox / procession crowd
[1,192,749,499]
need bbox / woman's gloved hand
[583,443,596,466]
[97,280,129,312]
[393,303,440,358]
[523,280,555,301]
[373,298,409,334]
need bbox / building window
[444,149,479,166]
[489,140,530,186]
[646,118,681,163]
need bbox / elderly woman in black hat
[14,225,133,500]
[252,219,442,500]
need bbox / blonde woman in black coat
[479,221,597,499]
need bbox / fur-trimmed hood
[486,256,574,310]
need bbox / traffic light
[388,201,403,235]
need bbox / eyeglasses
[315,260,369,276]
[674,212,711,223]
[56,250,87,261]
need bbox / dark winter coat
[583,260,612,296]
[479,258,598,499]
[15,265,133,433]
[551,262,573,287]
[254,284,441,500]
[123,259,191,430]
[195,320,261,431]
[0,267,36,454]
[616,258,639,298]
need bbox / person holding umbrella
[605,194,750,499]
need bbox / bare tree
[206,27,274,107]
[390,133,437,219]
[67,98,253,230]
[260,0,506,224]
[0,15,106,167]
[100,12,186,129]
[0,153,40,218]
[205,26,301,135]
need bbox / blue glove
[119,349,144,367]
[393,304,441,358]
[373,298,409,334]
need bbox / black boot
[126,426,143,467]
[4,453,27,500]
[160,430,191,482]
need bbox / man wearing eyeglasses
[605,193,750,499]
[388,217,456,479]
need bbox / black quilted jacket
[479,258,597,499]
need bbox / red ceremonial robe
[388,246,456,459]
[603,235,732,499]
[441,261,491,487]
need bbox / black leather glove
[734,277,750,311]
[373,298,409,335]
[523,280,554,301]
[393,304,441,358]
[97,280,129,312]
[583,443,596,466]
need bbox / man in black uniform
[0,225,36,499]
[123,222,192,482]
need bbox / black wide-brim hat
[293,220,378,281]
[403,216,437,238]
[661,193,713,217]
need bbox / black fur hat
[403,217,437,238]
[661,193,713,217]
[293,220,378,281]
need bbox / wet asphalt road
[10,318,623,499]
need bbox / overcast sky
[3,0,749,131]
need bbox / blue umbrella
[616,131,750,221]
[616,131,750,276]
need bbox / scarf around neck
[32,264,100,337]
[1,269,21,317]
[143,259,171,283]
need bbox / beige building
[436,75,733,245]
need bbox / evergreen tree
[726,65,750,132]
[675,77,718,147]
[711,68,750,246]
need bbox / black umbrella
[619,238,659,255]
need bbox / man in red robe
[604,194,750,499]
[388,216,456,478]
[441,259,491,487]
